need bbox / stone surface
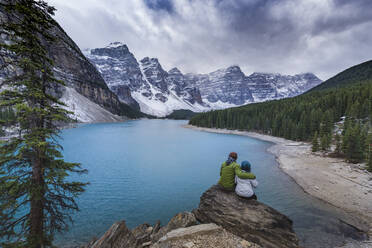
[132,223,153,244]
[152,220,161,234]
[182,241,195,248]
[88,220,138,248]
[150,224,261,248]
[158,223,222,242]
[193,185,299,248]
[142,241,152,247]
[152,212,198,242]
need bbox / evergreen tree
[312,132,319,152]
[368,153,372,172]
[327,133,332,150]
[320,134,331,151]
[342,123,364,163]
[0,1,87,247]
[334,133,342,155]
[365,133,372,172]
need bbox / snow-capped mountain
[184,66,254,108]
[247,72,322,102]
[85,42,323,117]
[85,42,207,116]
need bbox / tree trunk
[29,151,44,248]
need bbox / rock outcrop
[132,223,153,244]
[151,223,261,248]
[87,186,299,248]
[86,212,198,248]
[193,185,299,248]
[151,212,198,242]
[88,221,138,248]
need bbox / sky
[47,0,372,80]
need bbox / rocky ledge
[193,185,299,248]
[85,185,299,248]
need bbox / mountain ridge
[308,59,372,92]
[85,42,323,117]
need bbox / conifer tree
[343,123,364,163]
[368,152,372,172]
[312,132,319,152]
[320,134,331,151]
[365,133,372,172]
[334,133,342,155]
[0,1,87,247]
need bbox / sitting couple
[218,152,258,200]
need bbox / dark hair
[229,152,238,160]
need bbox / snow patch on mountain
[60,87,125,122]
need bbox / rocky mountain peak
[226,65,243,73]
[296,72,321,80]
[168,67,182,75]
[140,57,161,68]
[106,41,127,49]
[209,65,244,80]
[91,42,131,59]
[86,42,323,117]
[140,57,168,93]
[248,72,278,78]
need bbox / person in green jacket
[218,152,256,190]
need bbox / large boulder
[132,223,153,244]
[193,185,299,248]
[87,221,138,248]
[151,212,198,242]
[151,223,261,248]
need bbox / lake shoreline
[0,118,131,141]
[184,125,372,236]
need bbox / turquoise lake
[55,119,364,248]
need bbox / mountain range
[0,10,323,121]
[85,42,323,117]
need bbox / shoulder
[232,162,240,168]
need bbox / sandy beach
[185,125,372,235]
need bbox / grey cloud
[47,0,372,80]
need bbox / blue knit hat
[241,161,251,172]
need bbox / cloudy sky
[47,0,372,80]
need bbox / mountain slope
[86,42,322,117]
[309,60,372,92]
[60,87,125,122]
[46,23,145,120]
[0,9,144,122]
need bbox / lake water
[55,119,364,248]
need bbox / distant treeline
[165,109,197,120]
[190,81,372,170]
